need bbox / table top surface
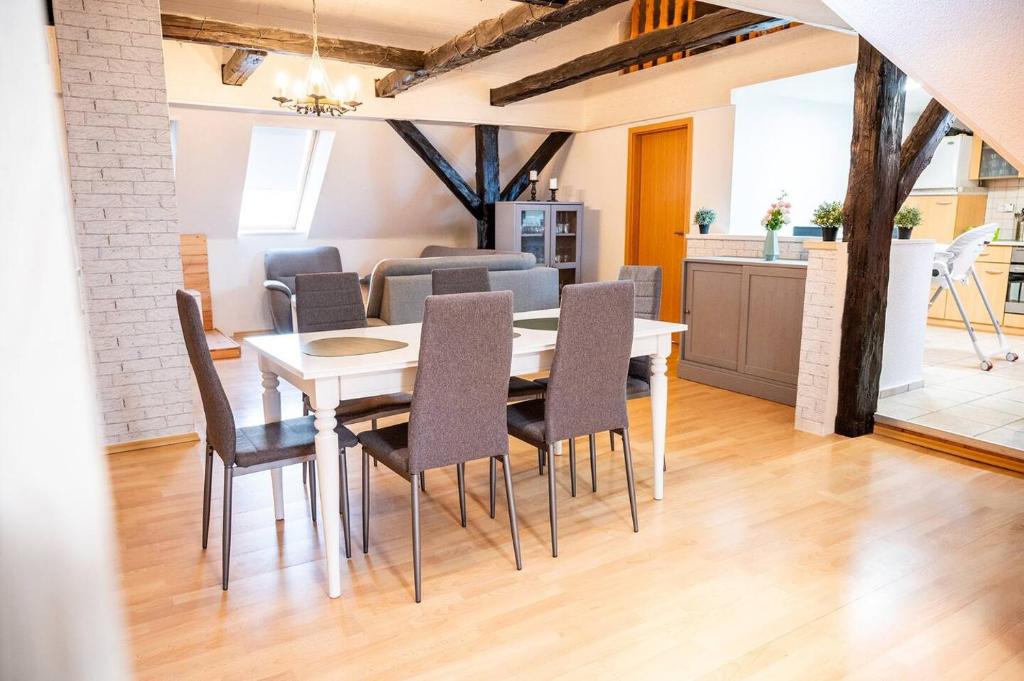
[246,308,686,380]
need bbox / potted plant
[694,207,716,235]
[760,191,791,261]
[811,200,843,242]
[895,206,922,239]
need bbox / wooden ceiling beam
[386,120,483,219]
[501,131,573,201]
[490,8,785,106]
[161,13,425,72]
[374,0,628,98]
[896,99,954,207]
[220,49,266,86]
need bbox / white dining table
[245,308,686,598]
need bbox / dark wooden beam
[511,1,568,5]
[386,120,482,219]
[834,38,907,438]
[220,49,266,86]
[161,13,425,71]
[896,99,954,207]
[501,131,573,201]
[375,0,628,98]
[490,8,785,105]
[475,126,501,248]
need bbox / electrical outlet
[998,202,1016,212]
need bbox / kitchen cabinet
[495,201,583,291]
[903,193,988,244]
[969,136,1023,180]
[678,258,806,405]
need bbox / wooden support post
[834,38,907,437]
[386,120,482,219]
[475,125,500,249]
[221,49,266,86]
[501,131,573,201]
[896,99,954,207]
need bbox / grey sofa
[366,247,559,325]
[263,247,343,333]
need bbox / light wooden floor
[111,349,1024,680]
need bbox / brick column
[794,241,848,436]
[53,0,195,445]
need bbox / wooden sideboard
[677,257,807,405]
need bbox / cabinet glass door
[552,207,579,266]
[979,142,1020,179]
[519,206,547,263]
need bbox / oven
[1006,247,1024,314]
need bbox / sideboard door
[683,263,743,370]
[737,266,806,385]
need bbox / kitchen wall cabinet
[903,193,987,244]
[969,136,1023,181]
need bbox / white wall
[729,92,852,234]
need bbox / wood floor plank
[109,348,1024,680]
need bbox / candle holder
[549,188,558,202]
[529,179,538,201]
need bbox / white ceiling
[160,0,633,51]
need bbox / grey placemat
[513,317,558,331]
[302,337,409,357]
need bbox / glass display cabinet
[495,201,583,290]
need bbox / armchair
[263,246,343,333]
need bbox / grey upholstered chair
[430,266,544,406]
[293,272,415,491]
[611,266,663,453]
[504,281,638,557]
[263,246,343,334]
[175,290,357,589]
[357,291,522,602]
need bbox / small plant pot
[698,223,710,235]
[897,227,913,240]
[821,226,839,242]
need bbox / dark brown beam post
[896,99,954,207]
[386,120,482,219]
[375,0,628,98]
[490,9,784,105]
[834,38,907,437]
[221,49,266,86]
[501,131,573,201]
[475,125,501,248]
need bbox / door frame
[624,117,694,265]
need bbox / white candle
[529,170,538,181]
[549,177,558,190]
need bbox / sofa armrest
[263,280,294,333]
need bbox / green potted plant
[694,207,716,235]
[811,200,843,242]
[895,205,922,239]
[760,191,790,261]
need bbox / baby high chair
[929,223,1018,371]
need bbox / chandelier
[272,0,362,117]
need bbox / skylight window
[238,126,334,235]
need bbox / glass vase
[763,230,779,261]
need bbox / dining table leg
[261,368,286,520]
[650,337,670,500]
[311,384,343,599]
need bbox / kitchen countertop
[685,256,808,267]
[990,241,1024,247]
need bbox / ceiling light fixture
[272,0,361,117]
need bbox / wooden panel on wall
[179,233,213,330]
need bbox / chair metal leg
[308,460,317,524]
[202,444,213,549]
[621,428,639,533]
[411,473,422,603]
[489,457,497,519]
[339,449,351,559]
[537,447,545,475]
[588,433,597,493]
[222,465,234,590]
[546,446,558,557]
[457,463,467,528]
[371,418,378,429]
[501,455,523,570]
[420,471,426,492]
[609,430,616,451]
[568,438,577,498]
[362,449,370,554]
[302,461,307,485]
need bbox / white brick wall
[794,241,848,436]
[686,235,808,260]
[54,0,195,444]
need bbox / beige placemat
[513,317,558,331]
[302,337,409,357]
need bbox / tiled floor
[876,325,1024,450]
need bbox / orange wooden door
[627,120,692,324]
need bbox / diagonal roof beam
[491,8,785,105]
[374,0,628,98]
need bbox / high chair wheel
[1007,352,1019,362]
[980,360,994,371]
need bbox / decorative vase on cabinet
[495,201,583,291]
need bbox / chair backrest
[407,291,514,473]
[431,267,491,295]
[545,281,634,442]
[944,223,998,281]
[294,272,367,333]
[264,247,343,332]
[176,290,236,464]
[619,265,662,381]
